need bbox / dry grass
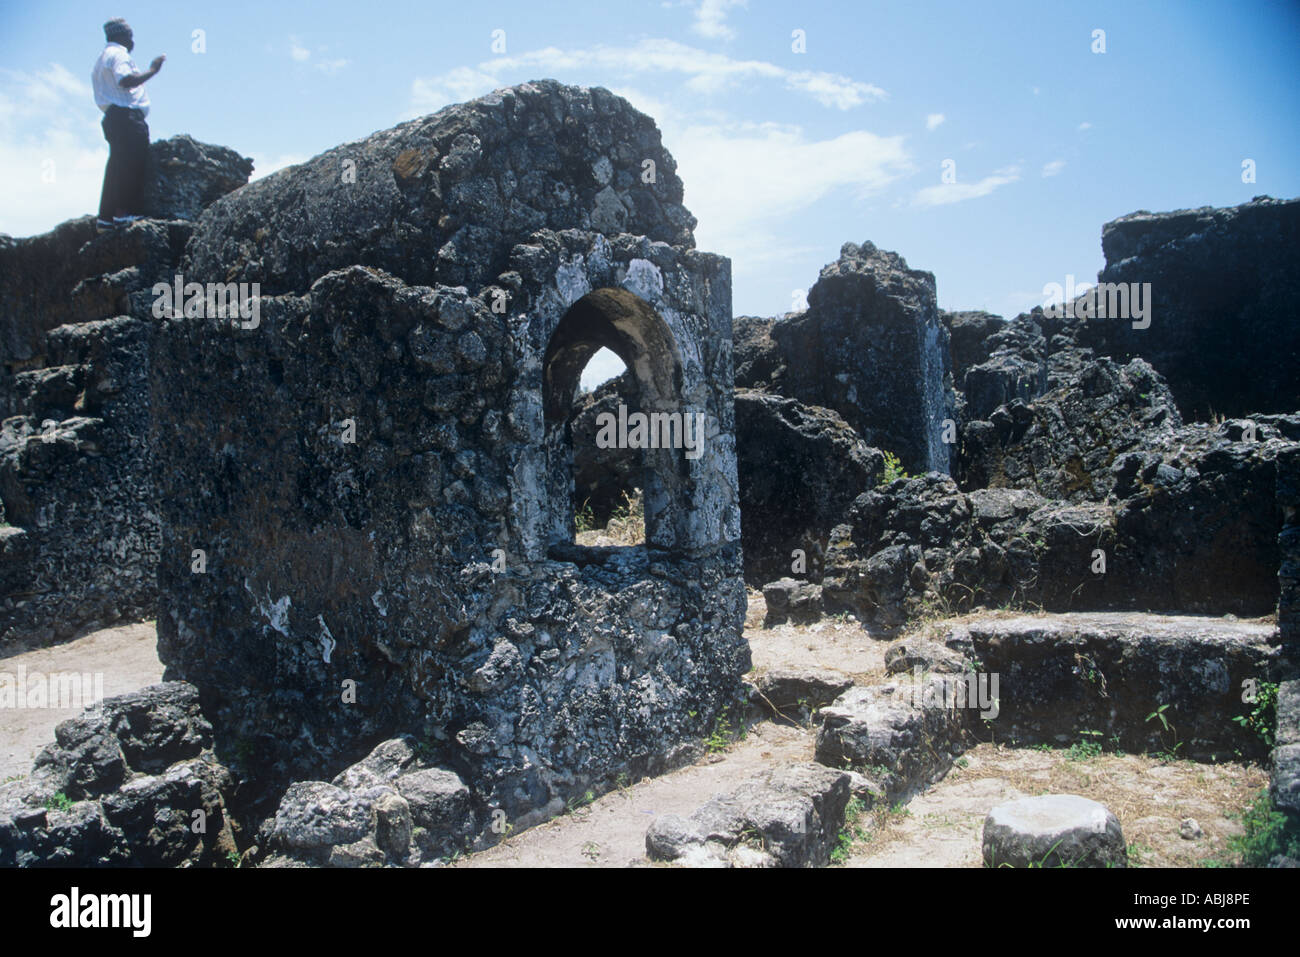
[968,745,1266,866]
[575,489,645,547]
[847,742,1268,868]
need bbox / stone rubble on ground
[645,763,852,868]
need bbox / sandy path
[455,720,817,867]
[0,622,163,781]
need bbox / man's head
[104,18,133,51]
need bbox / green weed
[1232,681,1278,750]
[879,450,912,486]
[1227,789,1300,867]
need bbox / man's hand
[120,55,165,89]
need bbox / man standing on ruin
[92,18,164,228]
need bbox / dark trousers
[97,105,150,220]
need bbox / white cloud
[913,165,1021,207]
[407,38,885,115]
[670,121,910,268]
[926,113,945,131]
[0,64,108,236]
[406,42,898,279]
[607,87,674,128]
[692,0,748,41]
[1077,121,1092,131]
[1041,158,1066,177]
[289,36,348,73]
[409,67,505,114]
[784,70,884,110]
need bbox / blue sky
[3,0,1298,335]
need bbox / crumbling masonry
[150,81,749,824]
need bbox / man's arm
[119,55,165,89]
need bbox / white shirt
[92,43,149,116]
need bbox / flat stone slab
[983,794,1126,868]
[964,611,1277,644]
[951,612,1281,760]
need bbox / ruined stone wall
[0,137,252,648]
[768,242,955,476]
[1082,197,1300,420]
[734,389,882,586]
[152,82,748,825]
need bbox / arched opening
[579,347,626,392]
[572,360,645,546]
[542,288,686,556]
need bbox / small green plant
[1072,652,1108,696]
[1067,730,1104,762]
[45,792,74,812]
[1025,839,1073,868]
[1126,841,1154,867]
[1232,680,1278,750]
[1031,742,1054,753]
[575,500,596,533]
[988,841,1083,869]
[829,828,854,864]
[1145,703,1183,762]
[704,706,737,753]
[1147,703,1172,732]
[565,789,597,814]
[1154,741,1184,762]
[829,797,871,865]
[879,450,911,486]
[225,849,242,868]
[614,771,630,791]
[1227,789,1300,867]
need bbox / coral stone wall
[152,82,748,821]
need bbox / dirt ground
[845,743,1266,868]
[0,621,163,782]
[744,611,888,684]
[0,603,1270,867]
[453,721,817,867]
